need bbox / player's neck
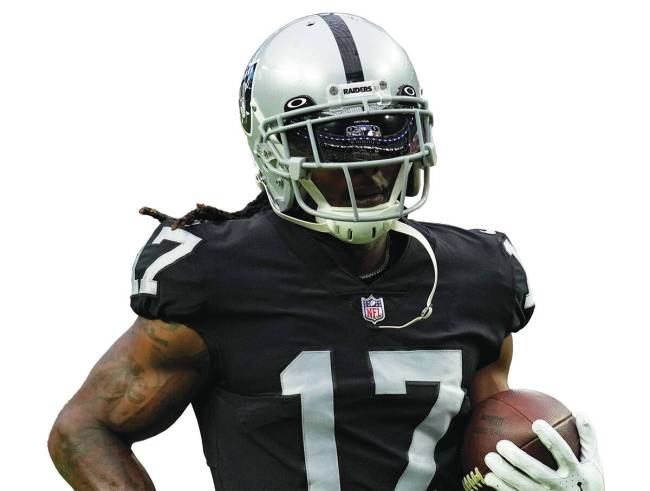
[332,234,390,279]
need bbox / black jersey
[131,210,534,491]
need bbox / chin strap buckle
[287,156,307,180]
[379,306,431,330]
[423,142,437,167]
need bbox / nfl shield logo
[361,295,385,324]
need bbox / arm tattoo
[143,324,170,347]
[49,318,209,489]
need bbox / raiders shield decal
[239,62,257,133]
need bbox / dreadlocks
[139,191,271,229]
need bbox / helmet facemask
[256,95,436,244]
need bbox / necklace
[358,235,391,280]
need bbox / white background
[1,1,648,489]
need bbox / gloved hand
[483,413,604,490]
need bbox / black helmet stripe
[319,13,365,83]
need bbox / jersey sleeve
[130,224,206,324]
[500,234,535,333]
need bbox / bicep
[67,316,210,442]
[470,335,513,407]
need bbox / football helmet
[240,12,436,245]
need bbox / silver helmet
[239,12,437,244]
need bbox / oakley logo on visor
[346,123,382,137]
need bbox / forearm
[48,419,155,490]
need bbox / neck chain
[358,235,391,280]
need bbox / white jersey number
[131,226,202,295]
[281,350,464,491]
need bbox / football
[461,389,581,491]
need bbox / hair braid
[139,191,271,229]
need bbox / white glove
[483,413,604,490]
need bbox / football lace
[462,467,487,491]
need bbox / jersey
[130,210,534,491]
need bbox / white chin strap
[377,219,437,329]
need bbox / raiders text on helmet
[343,85,373,95]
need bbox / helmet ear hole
[406,168,421,196]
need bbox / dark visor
[286,113,420,164]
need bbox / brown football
[461,389,581,491]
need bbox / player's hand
[482,413,604,490]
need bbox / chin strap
[377,219,438,329]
